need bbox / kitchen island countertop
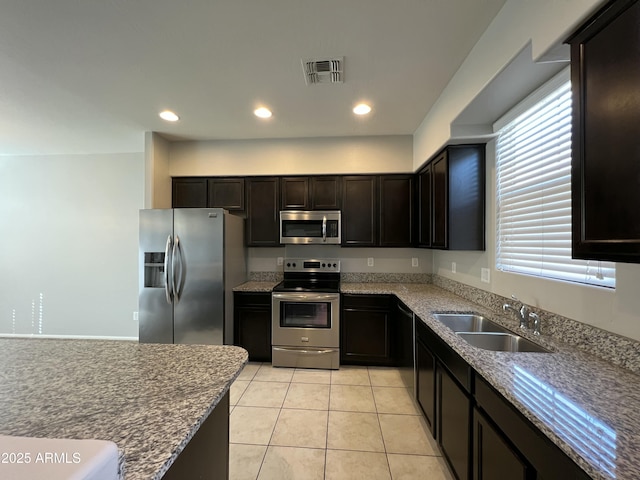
[0,338,247,479]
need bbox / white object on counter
[0,435,119,480]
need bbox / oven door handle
[273,347,336,355]
[272,292,340,301]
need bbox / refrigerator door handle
[164,235,173,304]
[173,235,186,302]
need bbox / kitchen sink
[457,332,551,353]
[432,313,509,334]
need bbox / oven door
[272,292,340,348]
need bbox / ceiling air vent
[302,57,344,85]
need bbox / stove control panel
[283,258,341,273]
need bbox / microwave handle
[322,215,327,242]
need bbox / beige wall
[144,132,171,209]
[0,152,144,338]
[168,135,413,177]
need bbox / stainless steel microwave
[279,210,341,244]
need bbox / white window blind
[495,70,615,289]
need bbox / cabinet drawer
[341,294,393,310]
[234,292,272,308]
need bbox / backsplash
[432,275,640,375]
[249,271,283,282]
[340,273,431,284]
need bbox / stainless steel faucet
[503,295,530,330]
[529,312,541,336]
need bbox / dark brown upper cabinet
[280,176,341,210]
[246,177,280,246]
[432,152,448,249]
[569,0,640,263]
[310,176,341,210]
[342,174,413,247]
[379,175,414,247]
[280,177,310,210]
[172,178,208,208]
[417,164,432,247]
[208,178,245,211]
[342,176,378,246]
[417,144,485,250]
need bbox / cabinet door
[473,408,530,480]
[234,293,272,362]
[172,178,208,208]
[246,177,280,246]
[341,309,390,365]
[416,337,436,435]
[438,365,471,480]
[417,164,432,247]
[208,178,245,211]
[448,145,485,250]
[395,301,415,394]
[432,152,448,248]
[341,295,392,366]
[311,176,341,210]
[379,175,414,247]
[281,177,310,210]
[235,307,272,362]
[570,0,640,262]
[342,176,377,246]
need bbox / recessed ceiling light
[254,107,272,119]
[159,110,179,122]
[353,103,372,115]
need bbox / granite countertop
[341,282,638,480]
[233,280,280,292]
[234,279,639,479]
[0,338,248,480]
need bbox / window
[495,69,615,288]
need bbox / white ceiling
[0,0,508,156]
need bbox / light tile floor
[229,363,454,480]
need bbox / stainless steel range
[272,258,340,369]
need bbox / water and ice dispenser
[143,252,166,288]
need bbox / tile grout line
[369,367,395,479]
[324,371,334,480]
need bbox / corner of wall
[144,132,171,208]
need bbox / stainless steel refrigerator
[138,208,246,345]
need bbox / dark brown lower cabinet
[233,292,272,362]
[475,377,590,480]
[473,408,530,480]
[414,317,589,480]
[341,294,393,365]
[438,366,471,480]
[416,336,436,434]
